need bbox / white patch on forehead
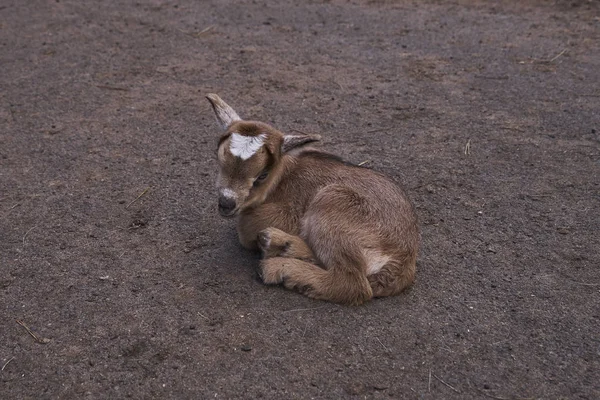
[229,133,266,160]
[220,188,237,200]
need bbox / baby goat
[206,94,419,305]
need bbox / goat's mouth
[218,207,238,218]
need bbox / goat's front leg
[237,204,299,250]
[257,227,316,262]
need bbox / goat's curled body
[238,150,419,305]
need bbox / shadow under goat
[206,94,420,305]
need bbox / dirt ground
[1,0,599,398]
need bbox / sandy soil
[1,0,599,398]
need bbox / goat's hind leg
[257,227,316,261]
[260,257,373,305]
[260,185,376,305]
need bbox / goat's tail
[368,257,416,298]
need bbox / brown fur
[206,94,419,305]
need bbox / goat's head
[206,94,321,217]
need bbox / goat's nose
[218,195,237,215]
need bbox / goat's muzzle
[218,194,237,217]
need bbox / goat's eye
[253,171,269,186]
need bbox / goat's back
[269,150,419,249]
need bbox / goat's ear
[281,133,322,153]
[206,93,241,129]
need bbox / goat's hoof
[259,258,285,284]
[257,230,271,253]
[257,228,290,258]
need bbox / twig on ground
[195,25,215,36]
[376,337,388,352]
[180,25,215,38]
[282,306,327,313]
[332,79,344,90]
[547,49,567,63]
[478,391,510,400]
[366,128,387,134]
[1,203,21,220]
[126,187,151,209]
[499,126,525,132]
[474,75,509,80]
[521,49,567,64]
[474,385,535,400]
[22,226,37,247]
[433,373,461,393]
[358,160,371,166]
[16,320,51,344]
[411,179,443,191]
[302,322,309,338]
[290,128,318,136]
[567,279,599,286]
[428,369,432,392]
[464,139,471,155]
[96,85,130,91]
[1,357,14,371]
